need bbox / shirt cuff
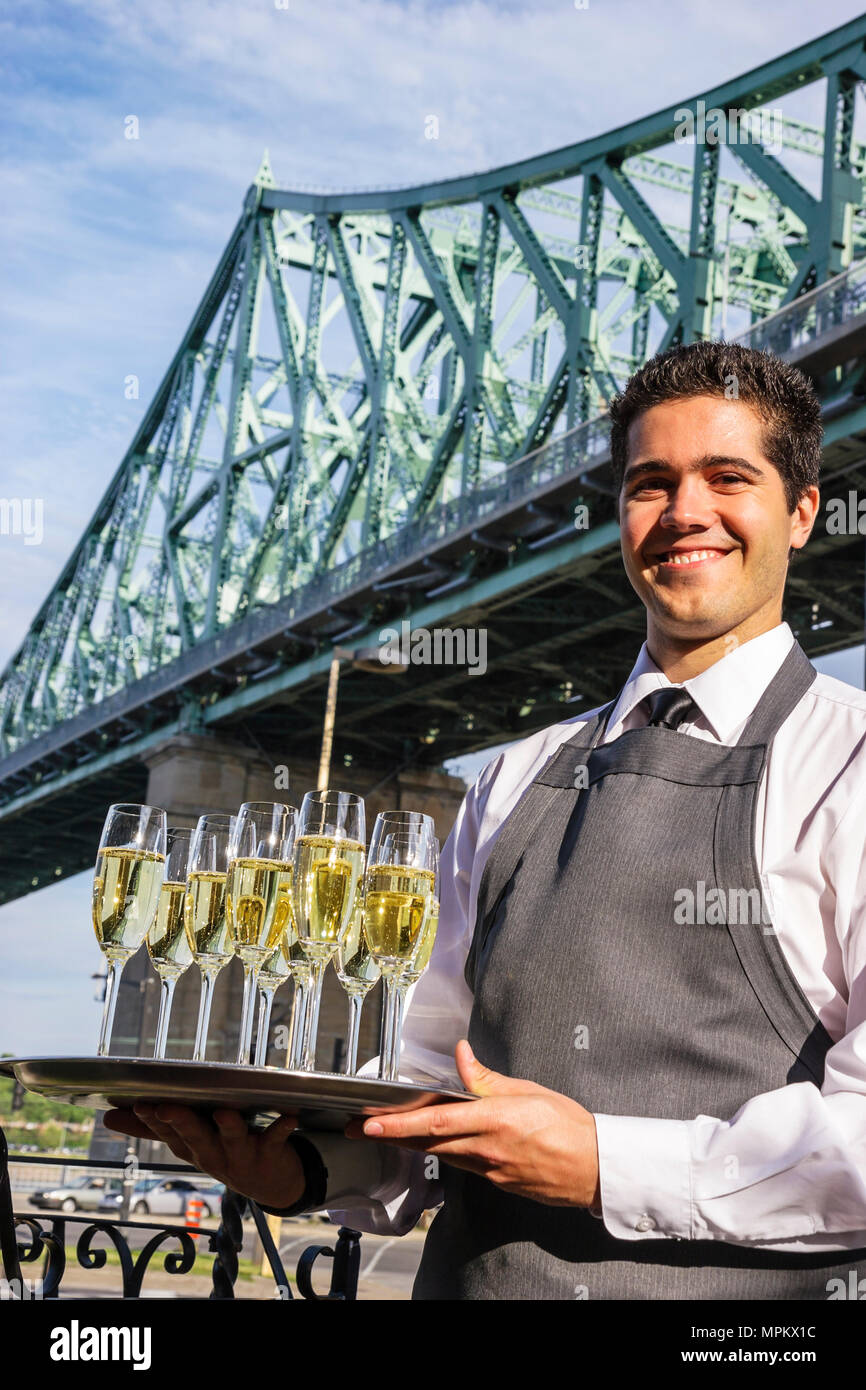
[593,1112,692,1241]
[254,1131,390,1218]
[254,1133,330,1218]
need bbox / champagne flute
[92,803,167,1057]
[281,944,312,1071]
[253,945,291,1066]
[252,813,298,1067]
[272,826,312,1071]
[147,826,194,1058]
[364,825,436,1082]
[185,813,236,1063]
[292,791,366,1072]
[335,890,381,1075]
[227,802,289,1065]
[368,815,437,1069]
[372,811,435,838]
[387,838,440,1078]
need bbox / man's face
[618,394,818,649]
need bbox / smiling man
[105,341,866,1300]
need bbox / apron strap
[719,638,831,1081]
[734,640,818,747]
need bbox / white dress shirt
[320,621,866,1253]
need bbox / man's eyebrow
[622,455,766,484]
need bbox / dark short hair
[608,341,822,512]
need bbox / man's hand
[345,1040,601,1210]
[102,1105,306,1210]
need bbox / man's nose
[660,477,716,527]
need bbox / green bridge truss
[2,18,866,874]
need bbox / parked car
[99,1177,223,1218]
[30,1175,121,1212]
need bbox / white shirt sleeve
[594,786,866,1251]
[321,764,489,1236]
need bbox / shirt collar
[606,622,796,742]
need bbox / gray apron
[413,641,866,1299]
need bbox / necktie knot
[641,686,699,730]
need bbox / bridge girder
[3,20,866,901]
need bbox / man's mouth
[652,547,732,569]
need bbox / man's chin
[644,593,739,637]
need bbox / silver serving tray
[0,1056,473,1133]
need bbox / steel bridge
[3,17,866,903]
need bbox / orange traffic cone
[185,1196,205,1238]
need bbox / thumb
[455,1039,538,1097]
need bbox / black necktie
[641,687,699,730]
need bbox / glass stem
[97,956,125,1058]
[378,976,398,1080]
[385,981,407,1082]
[254,987,276,1068]
[287,976,308,1070]
[236,959,260,1065]
[301,959,326,1072]
[192,967,218,1063]
[344,993,364,1076]
[153,975,177,1059]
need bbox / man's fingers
[103,1109,156,1140]
[259,1113,299,1148]
[132,1105,199,1166]
[212,1109,256,1164]
[455,1039,542,1098]
[132,1104,217,1170]
[150,1105,232,1175]
[346,1127,499,1170]
[350,1104,486,1143]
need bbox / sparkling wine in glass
[147,826,194,1059]
[92,804,167,1057]
[185,813,236,1062]
[335,890,381,1075]
[364,823,436,1082]
[388,838,441,1078]
[227,802,289,1065]
[270,827,311,1071]
[252,815,297,1067]
[292,791,366,1072]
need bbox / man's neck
[646,612,784,682]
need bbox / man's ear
[789,484,820,556]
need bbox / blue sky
[2,0,865,1056]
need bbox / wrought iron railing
[732,258,866,357]
[0,1125,360,1301]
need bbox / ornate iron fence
[0,1125,360,1301]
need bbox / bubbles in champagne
[364,864,435,967]
[185,870,230,965]
[92,847,165,954]
[148,882,193,977]
[272,863,296,937]
[225,857,286,956]
[292,836,366,956]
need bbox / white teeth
[662,550,722,565]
